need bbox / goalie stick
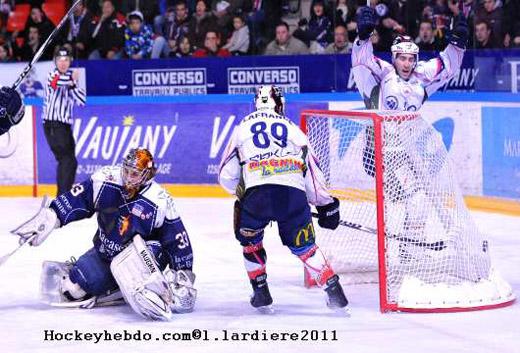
[0,195,51,266]
[311,212,446,251]
[48,290,125,309]
[1,195,51,267]
[0,233,37,267]
[11,0,83,90]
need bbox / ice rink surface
[0,197,518,353]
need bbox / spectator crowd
[0,0,519,62]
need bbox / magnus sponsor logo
[228,67,300,94]
[132,68,207,96]
[248,158,304,177]
[72,115,176,175]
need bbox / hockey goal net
[301,109,515,313]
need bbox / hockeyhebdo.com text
[43,329,339,343]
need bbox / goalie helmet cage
[301,109,515,313]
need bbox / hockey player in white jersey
[11,148,196,320]
[352,6,469,256]
[219,85,348,312]
[352,6,468,110]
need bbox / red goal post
[300,109,515,313]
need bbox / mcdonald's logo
[295,222,315,247]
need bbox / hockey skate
[40,259,125,308]
[250,275,273,314]
[324,275,349,315]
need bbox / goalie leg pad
[110,234,173,320]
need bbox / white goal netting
[303,110,515,312]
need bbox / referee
[43,46,86,195]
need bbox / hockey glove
[356,6,377,40]
[316,197,340,230]
[0,87,25,128]
[448,14,469,49]
[11,196,60,246]
[164,268,197,313]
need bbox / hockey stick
[11,0,83,90]
[2,196,51,266]
[49,290,125,309]
[311,212,446,251]
[0,233,37,267]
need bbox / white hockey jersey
[352,38,464,111]
[218,109,333,206]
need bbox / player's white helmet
[391,35,419,66]
[254,85,285,115]
[121,147,157,198]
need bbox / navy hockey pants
[234,184,316,256]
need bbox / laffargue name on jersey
[242,111,288,123]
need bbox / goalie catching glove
[163,268,197,313]
[316,197,340,230]
[11,196,60,246]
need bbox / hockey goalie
[11,148,197,320]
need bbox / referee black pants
[43,121,78,196]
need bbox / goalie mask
[254,85,285,115]
[391,35,419,76]
[121,148,157,198]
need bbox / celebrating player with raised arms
[0,87,24,136]
[352,6,468,111]
[352,6,469,254]
[12,148,196,320]
[219,85,348,313]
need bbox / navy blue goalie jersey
[49,166,193,271]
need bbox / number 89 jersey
[219,109,333,206]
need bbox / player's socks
[243,242,267,280]
[242,243,273,310]
[298,245,335,286]
[298,245,349,309]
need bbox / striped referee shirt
[42,69,86,125]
